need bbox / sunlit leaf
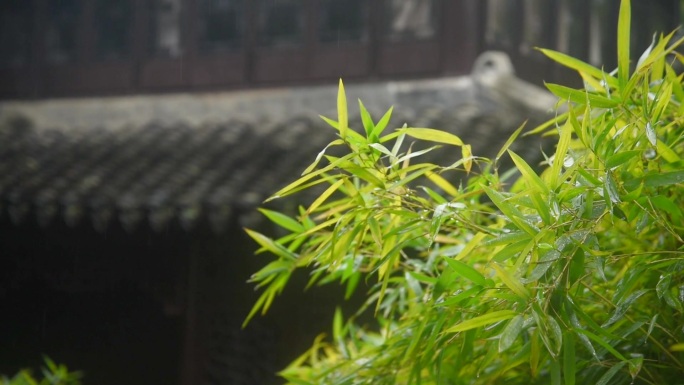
[538,49,618,88]
[546,83,619,108]
[337,79,348,140]
[400,127,464,146]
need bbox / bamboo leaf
[602,289,648,328]
[538,49,618,88]
[563,332,576,385]
[509,150,549,195]
[492,262,530,300]
[617,0,631,89]
[595,361,627,385]
[499,315,524,352]
[425,171,459,197]
[496,121,527,163]
[483,187,539,236]
[550,121,573,188]
[456,232,488,260]
[372,106,394,140]
[268,153,353,201]
[546,83,619,108]
[245,229,297,261]
[604,171,621,204]
[444,310,518,333]
[358,99,374,137]
[574,328,628,361]
[443,257,487,286]
[306,178,346,215]
[259,209,305,233]
[462,144,473,173]
[606,150,641,170]
[302,139,345,175]
[401,127,464,146]
[337,79,348,140]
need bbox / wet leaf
[499,315,524,352]
[596,361,627,385]
[602,289,648,328]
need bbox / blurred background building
[0,1,681,385]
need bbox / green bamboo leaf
[259,209,305,233]
[444,310,518,333]
[306,178,346,215]
[604,171,621,204]
[605,150,641,170]
[250,260,291,283]
[563,332,576,385]
[268,153,353,201]
[499,315,524,352]
[550,121,573,188]
[551,358,561,385]
[628,355,643,380]
[358,99,374,137]
[483,187,539,236]
[657,137,682,163]
[339,161,386,188]
[492,262,530,300]
[595,361,627,385]
[245,229,297,261]
[443,257,487,286]
[337,79,348,140]
[524,249,560,282]
[301,139,345,175]
[369,142,394,158]
[575,329,627,361]
[319,114,366,143]
[530,331,541,377]
[538,49,618,88]
[645,122,657,146]
[425,171,459,197]
[371,106,394,140]
[546,83,619,108]
[496,121,526,163]
[602,289,648,328]
[508,150,549,195]
[624,170,684,190]
[401,127,464,146]
[617,0,631,89]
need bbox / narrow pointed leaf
[499,315,524,352]
[509,150,549,195]
[496,121,526,162]
[538,49,618,88]
[445,310,518,333]
[401,127,464,146]
[546,83,619,108]
[358,99,374,137]
[617,0,631,89]
[337,79,348,140]
[258,209,304,233]
[492,262,530,300]
[306,178,346,215]
[443,257,487,286]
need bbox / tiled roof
[0,52,558,233]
